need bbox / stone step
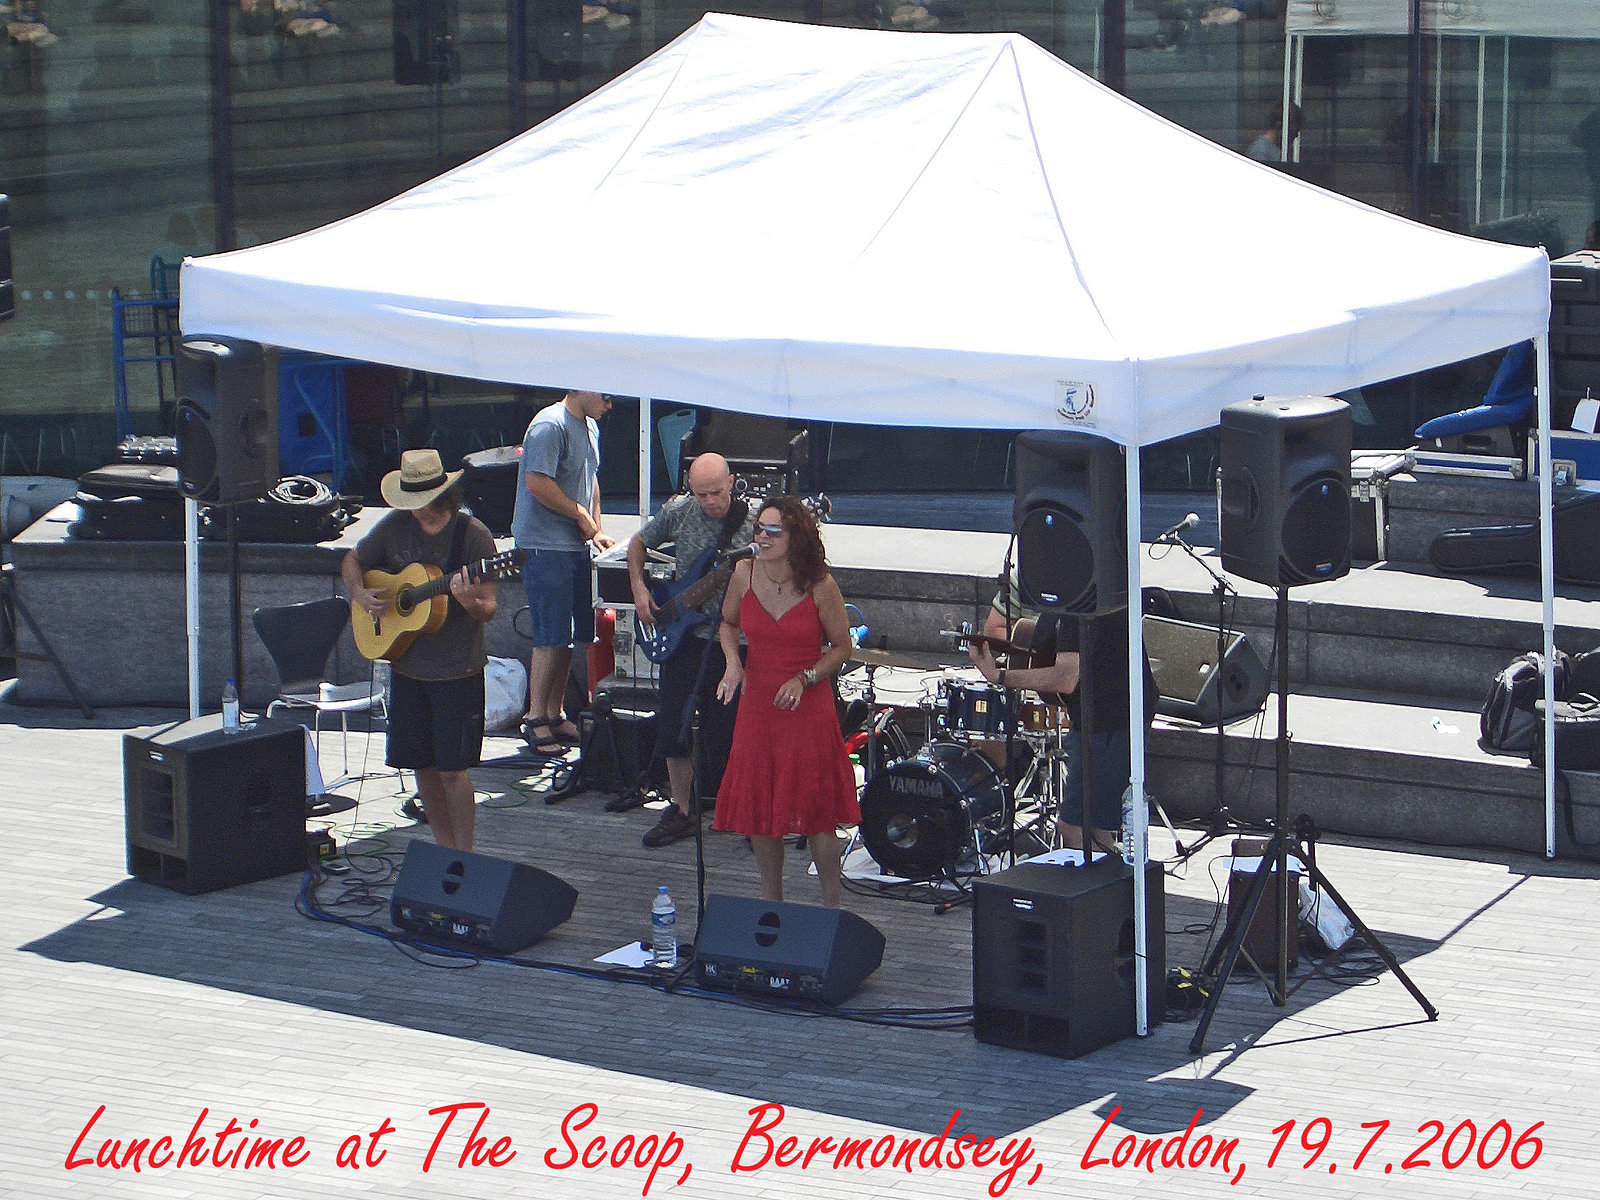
[1149,690,1600,862]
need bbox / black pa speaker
[695,894,885,1005]
[393,0,460,86]
[124,715,307,894]
[390,841,577,953]
[175,336,279,505]
[1219,395,1352,588]
[461,445,520,537]
[1012,430,1127,614]
[1142,615,1270,725]
[973,857,1165,1058]
[0,193,13,323]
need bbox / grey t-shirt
[636,493,758,621]
[354,509,496,681]
[511,402,600,551]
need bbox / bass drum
[858,742,1004,879]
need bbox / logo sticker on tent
[1055,381,1097,426]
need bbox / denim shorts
[521,547,594,648]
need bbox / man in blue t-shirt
[512,390,614,753]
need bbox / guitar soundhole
[395,590,412,617]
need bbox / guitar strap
[716,498,749,554]
[443,513,470,602]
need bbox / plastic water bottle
[1120,787,1139,865]
[651,886,677,968]
[849,623,870,649]
[221,677,241,733]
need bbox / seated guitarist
[342,450,499,852]
[967,568,1156,855]
[627,453,756,849]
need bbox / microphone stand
[668,627,722,991]
[1160,531,1245,857]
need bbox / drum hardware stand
[1188,586,1438,1054]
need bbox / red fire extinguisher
[587,607,616,702]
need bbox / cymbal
[849,645,956,671]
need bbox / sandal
[520,720,565,756]
[547,715,582,743]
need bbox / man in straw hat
[342,449,499,850]
[512,389,615,754]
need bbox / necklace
[760,562,795,594]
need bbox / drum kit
[843,637,1075,889]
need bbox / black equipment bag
[1429,490,1600,587]
[461,445,520,537]
[1532,694,1600,771]
[71,462,186,541]
[1480,650,1571,755]
[200,476,355,544]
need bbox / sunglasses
[756,523,787,537]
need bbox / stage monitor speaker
[972,857,1165,1058]
[461,445,520,537]
[1220,395,1352,588]
[1142,615,1270,726]
[695,894,885,1006]
[0,193,13,323]
[175,336,279,505]
[393,0,460,85]
[390,841,577,953]
[1012,430,1126,614]
[123,715,306,894]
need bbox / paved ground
[4,694,1598,1200]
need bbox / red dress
[714,587,860,838]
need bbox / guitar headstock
[803,493,831,525]
[472,549,527,582]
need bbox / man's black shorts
[387,671,486,772]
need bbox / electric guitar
[635,494,830,663]
[352,549,526,662]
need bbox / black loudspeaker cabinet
[1219,395,1352,588]
[696,894,886,1005]
[175,336,280,505]
[124,715,306,894]
[393,0,460,85]
[1142,615,1270,726]
[461,445,520,537]
[391,840,577,953]
[0,192,13,323]
[972,857,1165,1058]
[526,0,583,82]
[1012,430,1126,614]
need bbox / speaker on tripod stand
[1193,394,1437,1054]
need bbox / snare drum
[941,681,1013,738]
[858,742,1005,878]
[1018,699,1069,733]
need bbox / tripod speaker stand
[1187,587,1437,1053]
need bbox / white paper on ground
[594,942,654,968]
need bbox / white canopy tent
[181,14,1558,1030]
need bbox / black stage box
[461,445,520,537]
[973,857,1164,1058]
[390,840,576,953]
[124,715,306,894]
[696,894,885,1005]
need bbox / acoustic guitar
[352,549,526,662]
[941,625,1057,670]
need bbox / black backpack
[1480,650,1571,754]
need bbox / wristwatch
[801,668,819,688]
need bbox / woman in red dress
[714,496,859,907]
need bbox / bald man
[627,454,757,848]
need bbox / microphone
[718,543,759,565]
[1157,513,1199,543]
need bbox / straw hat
[380,449,462,510]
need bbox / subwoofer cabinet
[124,715,306,894]
[972,857,1165,1058]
